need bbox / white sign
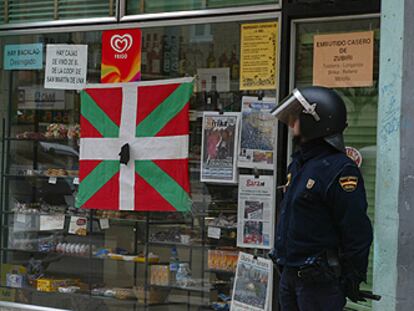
[231,252,273,311]
[208,226,221,239]
[40,215,65,231]
[237,175,275,249]
[197,68,230,93]
[99,218,110,230]
[18,86,65,110]
[45,45,88,90]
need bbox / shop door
[290,15,380,311]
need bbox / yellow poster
[240,21,278,91]
[313,31,374,88]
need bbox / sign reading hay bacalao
[313,31,374,88]
[45,45,88,90]
[77,78,193,212]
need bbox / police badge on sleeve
[339,176,358,192]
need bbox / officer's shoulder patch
[339,176,358,192]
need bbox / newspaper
[231,252,273,311]
[239,97,277,170]
[201,112,240,183]
[237,175,275,249]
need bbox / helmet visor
[271,89,320,126]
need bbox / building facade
[0,0,387,310]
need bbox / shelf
[205,269,235,276]
[3,174,78,180]
[0,285,182,307]
[0,248,166,265]
[151,284,214,293]
[5,137,76,143]
[149,240,208,249]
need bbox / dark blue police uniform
[275,140,373,311]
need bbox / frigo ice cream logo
[110,34,133,56]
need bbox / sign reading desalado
[313,31,374,88]
[4,43,43,70]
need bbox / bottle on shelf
[151,34,161,75]
[141,33,151,74]
[219,51,229,68]
[207,44,217,68]
[230,45,240,81]
[169,247,179,285]
[206,76,220,111]
[162,35,171,76]
[170,35,180,76]
[200,79,207,110]
[176,263,192,287]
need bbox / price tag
[208,226,221,239]
[48,177,57,184]
[73,177,79,185]
[16,213,27,223]
[99,218,110,230]
[40,215,65,231]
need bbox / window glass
[1,0,115,25]
[0,17,279,310]
[126,0,278,15]
[294,18,380,311]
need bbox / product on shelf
[6,270,27,288]
[36,278,79,292]
[150,265,170,286]
[44,168,68,177]
[55,242,94,257]
[133,286,169,304]
[150,228,196,244]
[15,123,80,140]
[208,250,238,272]
[207,214,237,229]
[16,132,46,140]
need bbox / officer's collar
[298,139,335,162]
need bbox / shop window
[0,16,279,310]
[126,0,278,15]
[1,0,116,25]
[293,17,380,311]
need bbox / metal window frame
[0,0,281,30]
[0,11,281,36]
[119,1,281,22]
[0,301,69,311]
[0,0,119,31]
[285,13,381,162]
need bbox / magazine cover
[201,112,240,183]
[231,252,273,311]
[239,96,277,170]
[237,175,275,249]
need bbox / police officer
[269,86,373,310]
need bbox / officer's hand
[344,277,366,303]
[268,249,277,264]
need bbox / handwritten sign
[4,43,43,70]
[313,31,374,88]
[45,45,88,90]
[240,22,278,91]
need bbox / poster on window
[231,252,273,311]
[201,112,240,183]
[237,175,274,249]
[240,21,278,91]
[239,96,277,170]
[44,44,88,90]
[101,28,142,83]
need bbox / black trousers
[279,267,346,311]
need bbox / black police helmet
[298,86,347,152]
